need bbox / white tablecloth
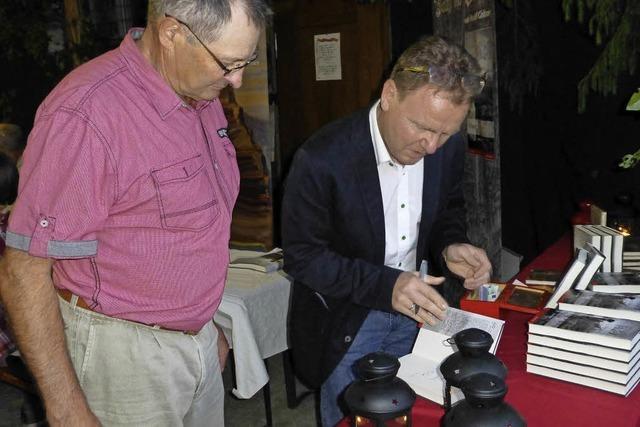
[213,250,291,398]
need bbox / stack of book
[229,249,283,273]
[527,309,640,396]
[573,224,624,272]
[526,243,640,395]
[624,238,640,272]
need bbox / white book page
[398,308,505,405]
[420,307,505,354]
[398,354,464,405]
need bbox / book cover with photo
[529,309,640,350]
[525,269,562,286]
[559,290,640,321]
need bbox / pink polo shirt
[7,29,240,331]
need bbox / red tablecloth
[340,235,640,426]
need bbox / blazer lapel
[416,149,443,262]
[354,117,386,265]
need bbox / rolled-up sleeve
[7,108,116,259]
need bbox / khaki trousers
[59,296,224,427]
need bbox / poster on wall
[434,0,497,159]
[314,33,342,81]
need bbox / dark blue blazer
[282,107,469,388]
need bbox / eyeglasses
[397,65,486,96]
[166,14,257,76]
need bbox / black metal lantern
[439,328,507,411]
[441,374,526,427]
[344,352,416,426]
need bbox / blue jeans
[320,309,418,427]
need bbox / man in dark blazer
[282,36,491,426]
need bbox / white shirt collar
[369,100,393,166]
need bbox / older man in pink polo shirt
[0,1,269,426]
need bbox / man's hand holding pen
[391,262,448,326]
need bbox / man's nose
[421,134,440,155]
[225,68,245,89]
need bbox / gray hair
[150,0,270,43]
[390,36,482,104]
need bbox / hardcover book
[526,353,639,384]
[558,290,640,322]
[526,363,640,396]
[527,343,640,372]
[573,225,602,260]
[398,308,504,405]
[624,237,640,257]
[588,272,640,294]
[573,243,606,291]
[528,333,639,362]
[585,225,612,273]
[528,310,640,350]
[594,225,624,272]
[545,248,589,309]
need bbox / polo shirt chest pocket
[151,155,219,231]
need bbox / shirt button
[39,219,49,228]
[398,262,402,267]
[388,161,393,167]
[344,335,352,343]
[401,235,406,240]
[401,203,405,208]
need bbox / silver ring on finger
[410,303,419,315]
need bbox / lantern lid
[452,328,493,356]
[345,352,416,420]
[356,351,400,381]
[461,374,507,406]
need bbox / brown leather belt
[56,288,199,335]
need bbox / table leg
[263,359,273,427]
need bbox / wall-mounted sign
[314,33,342,81]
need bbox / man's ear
[157,15,181,51]
[380,79,398,112]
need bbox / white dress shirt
[369,101,424,272]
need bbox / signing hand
[443,243,492,290]
[391,271,448,326]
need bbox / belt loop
[70,294,79,308]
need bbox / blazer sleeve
[282,146,400,312]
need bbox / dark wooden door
[273,0,391,174]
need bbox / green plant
[562,0,640,112]
[619,88,640,168]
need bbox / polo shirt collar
[119,28,209,119]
